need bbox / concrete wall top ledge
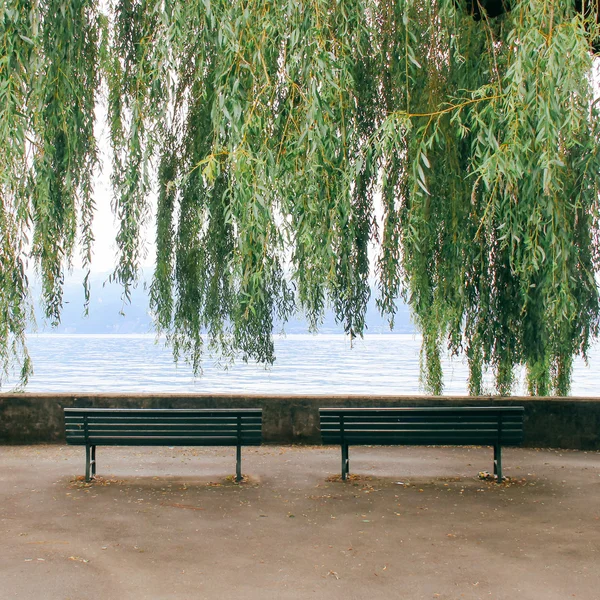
[2,392,600,403]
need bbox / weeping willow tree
[1,0,600,395]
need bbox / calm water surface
[4,334,600,396]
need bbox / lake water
[3,333,600,396]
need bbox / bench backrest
[65,408,262,446]
[320,407,524,446]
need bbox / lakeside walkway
[1,444,599,599]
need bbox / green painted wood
[320,422,522,431]
[65,408,262,447]
[319,407,524,447]
[319,415,523,423]
[65,408,262,414]
[65,407,263,481]
[321,435,523,446]
[69,424,262,432]
[320,406,524,479]
[319,407,523,412]
[67,437,260,446]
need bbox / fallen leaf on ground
[160,502,205,511]
[325,474,368,483]
[27,541,69,545]
[225,475,249,484]
[69,476,123,488]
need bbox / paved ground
[1,444,599,600]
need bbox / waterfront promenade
[1,444,598,599]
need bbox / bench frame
[65,408,262,482]
[320,406,525,481]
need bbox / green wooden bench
[64,408,262,482]
[320,406,524,481]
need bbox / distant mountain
[28,271,416,335]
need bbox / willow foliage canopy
[1,0,600,395]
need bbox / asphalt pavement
[1,443,599,600]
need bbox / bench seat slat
[73,423,262,431]
[65,423,261,429]
[321,436,523,445]
[64,423,261,428]
[320,433,524,441]
[322,430,523,439]
[320,432,524,439]
[65,434,262,442]
[70,431,260,438]
[321,422,523,431]
[66,437,262,446]
[320,414,523,422]
[321,440,522,447]
[320,421,522,427]
[320,415,523,422]
[319,407,523,414]
[65,408,262,414]
[65,416,262,423]
[66,429,261,436]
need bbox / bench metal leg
[493,444,502,482]
[85,445,93,482]
[236,445,242,482]
[85,445,96,482]
[341,444,349,481]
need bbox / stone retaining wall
[1,393,599,449]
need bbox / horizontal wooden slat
[321,422,522,431]
[66,438,261,446]
[65,408,262,412]
[65,417,262,425]
[65,422,261,429]
[319,407,524,414]
[319,409,523,421]
[65,433,262,440]
[322,430,523,439]
[71,430,260,438]
[319,409,523,414]
[65,409,261,416]
[66,426,261,433]
[320,417,522,423]
[74,423,262,430]
[321,440,522,447]
[320,434,523,441]
[321,433,523,442]
[67,412,262,417]
[320,415,523,422]
[322,428,522,437]
[320,419,524,426]
[66,432,262,440]
[66,414,262,420]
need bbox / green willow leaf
[1,0,600,396]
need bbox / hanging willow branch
[1,0,599,395]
